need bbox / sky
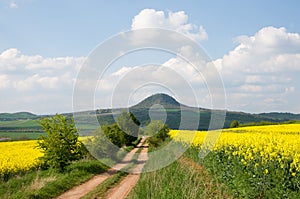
[0,0,300,114]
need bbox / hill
[131,93,181,109]
[96,93,300,130]
[1,94,300,132]
[0,112,38,121]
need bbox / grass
[127,140,232,199]
[0,120,41,128]
[0,159,108,199]
[0,131,44,141]
[127,155,232,199]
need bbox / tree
[230,120,239,128]
[87,127,119,160]
[37,114,86,171]
[102,123,125,148]
[116,111,140,145]
[146,120,170,147]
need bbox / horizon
[1,1,300,114]
[1,93,300,115]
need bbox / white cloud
[215,26,300,112]
[94,24,300,113]
[0,75,10,89]
[0,48,85,113]
[131,9,208,42]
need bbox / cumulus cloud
[214,26,300,112]
[0,48,85,113]
[131,9,208,42]
[2,8,300,114]
[97,26,300,113]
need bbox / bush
[145,120,170,147]
[230,120,239,128]
[37,114,87,171]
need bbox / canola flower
[0,140,43,176]
[170,124,300,177]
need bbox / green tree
[102,123,125,148]
[230,120,239,128]
[116,111,140,145]
[146,120,170,147]
[87,127,119,160]
[37,114,86,171]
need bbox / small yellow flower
[264,169,269,174]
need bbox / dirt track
[56,137,148,199]
[105,145,148,199]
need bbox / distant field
[0,119,42,130]
[0,131,44,141]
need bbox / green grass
[0,120,41,128]
[126,140,231,199]
[0,132,44,141]
[0,159,108,199]
[127,155,232,199]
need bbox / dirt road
[105,144,149,199]
[56,137,147,199]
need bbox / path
[56,137,147,199]
[105,144,149,199]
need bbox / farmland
[1,107,300,198]
[170,124,300,198]
[0,140,43,178]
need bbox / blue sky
[1,0,300,114]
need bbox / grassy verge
[0,159,108,199]
[127,156,232,199]
[127,141,232,199]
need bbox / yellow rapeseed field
[170,124,300,177]
[0,140,43,176]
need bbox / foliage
[170,124,300,198]
[0,159,107,199]
[87,112,141,160]
[102,124,125,148]
[146,120,170,147]
[116,111,140,145]
[230,120,239,128]
[37,114,87,171]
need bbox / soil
[56,137,148,199]
[105,145,149,199]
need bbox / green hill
[131,93,182,109]
[95,93,300,130]
[0,112,38,121]
[1,94,300,133]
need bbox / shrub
[37,114,87,171]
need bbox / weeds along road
[56,136,148,199]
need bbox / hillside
[131,93,182,109]
[1,94,300,132]
[97,93,300,130]
[0,112,38,121]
